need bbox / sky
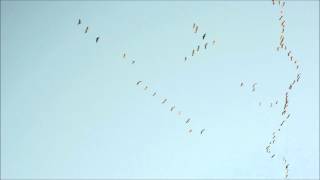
[1,0,319,179]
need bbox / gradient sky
[1,1,319,179]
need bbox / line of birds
[136,80,206,135]
[184,23,216,62]
[122,52,136,64]
[266,0,303,178]
[77,18,100,43]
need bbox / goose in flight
[204,42,208,49]
[212,40,216,45]
[123,53,126,59]
[152,92,157,96]
[185,118,191,124]
[200,129,205,135]
[144,86,148,90]
[188,129,193,133]
[197,45,200,52]
[193,23,196,29]
[202,33,206,40]
[252,83,257,92]
[85,26,89,33]
[161,99,167,104]
[271,154,276,158]
[286,114,290,119]
[77,19,81,25]
[184,57,187,61]
[170,106,175,111]
[192,49,195,56]
[96,36,100,43]
[136,81,142,85]
[194,26,198,33]
[131,60,135,64]
[240,82,244,87]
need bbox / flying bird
[144,86,148,90]
[184,57,187,61]
[240,82,244,87]
[188,129,193,133]
[77,19,81,25]
[212,40,216,45]
[192,49,195,56]
[195,26,198,33]
[200,129,205,135]
[136,81,142,85]
[131,60,135,64]
[204,42,208,49]
[252,83,257,92]
[96,36,100,43]
[170,106,175,111]
[152,92,157,96]
[202,33,206,40]
[161,99,167,104]
[85,26,89,33]
[271,154,276,158]
[286,114,290,119]
[123,53,126,58]
[185,118,191,124]
[197,45,200,52]
[193,23,196,29]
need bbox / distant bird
[96,36,100,43]
[192,49,195,56]
[185,118,191,124]
[123,53,126,59]
[272,0,275,5]
[252,83,257,92]
[188,129,193,133]
[144,86,148,90]
[200,129,205,135]
[259,102,262,106]
[161,99,167,104]
[240,82,244,87]
[202,33,206,40]
[270,103,273,107]
[286,114,290,119]
[296,65,299,69]
[177,111,182,116]
[152,92,157,96]
[271,154,276,158]
[85,26,89,33]
[131,60,135,64]
[184,57,187,61]
[195,26,198,33]
[279,15,283,21]
[288,51,291,56]
[170,106,175,111]
[193,23,196,29]
[277,47,280,51]
[276,100,278,104]
[281,120,285,126]
[290,56,293,61]
[197,45,200,52]
[136,81,142,85]
[77,19,81,25]
[212,40,216,45]
[204,42,208,49]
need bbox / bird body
[200,129,205,134]
[85,26,89,33]
[162,99,167,104]
[96,36,100,43]
[77,19,81,25]
[202,33,206,40]
[136,81,142,85]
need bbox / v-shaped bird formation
[74,1,304,177]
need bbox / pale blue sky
[1,1,319,179]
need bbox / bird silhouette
[85,26,89,33]
[240,82,244,87]
[188,129,193,133]
[77,19,81,25]
[184,57,187,61]
[161,99,167,104]
[131,60,135,64]
[144,86,148,90]
[123,53,126,58]
[185,118,191,124]
[170,106,175,111]
[136,81,142,85]
[197,45,200,52]
[202,33,206,40]
[96,36,100,43]
[192,49,195,56]
[200,129,205,134]
[152,92,156,96]
[204,42,208,49]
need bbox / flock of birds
[77,19,100,43]
[75,1,303,178]
[121,47,206,134]
[184,23,216,62]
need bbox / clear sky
[1,1,319,179]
